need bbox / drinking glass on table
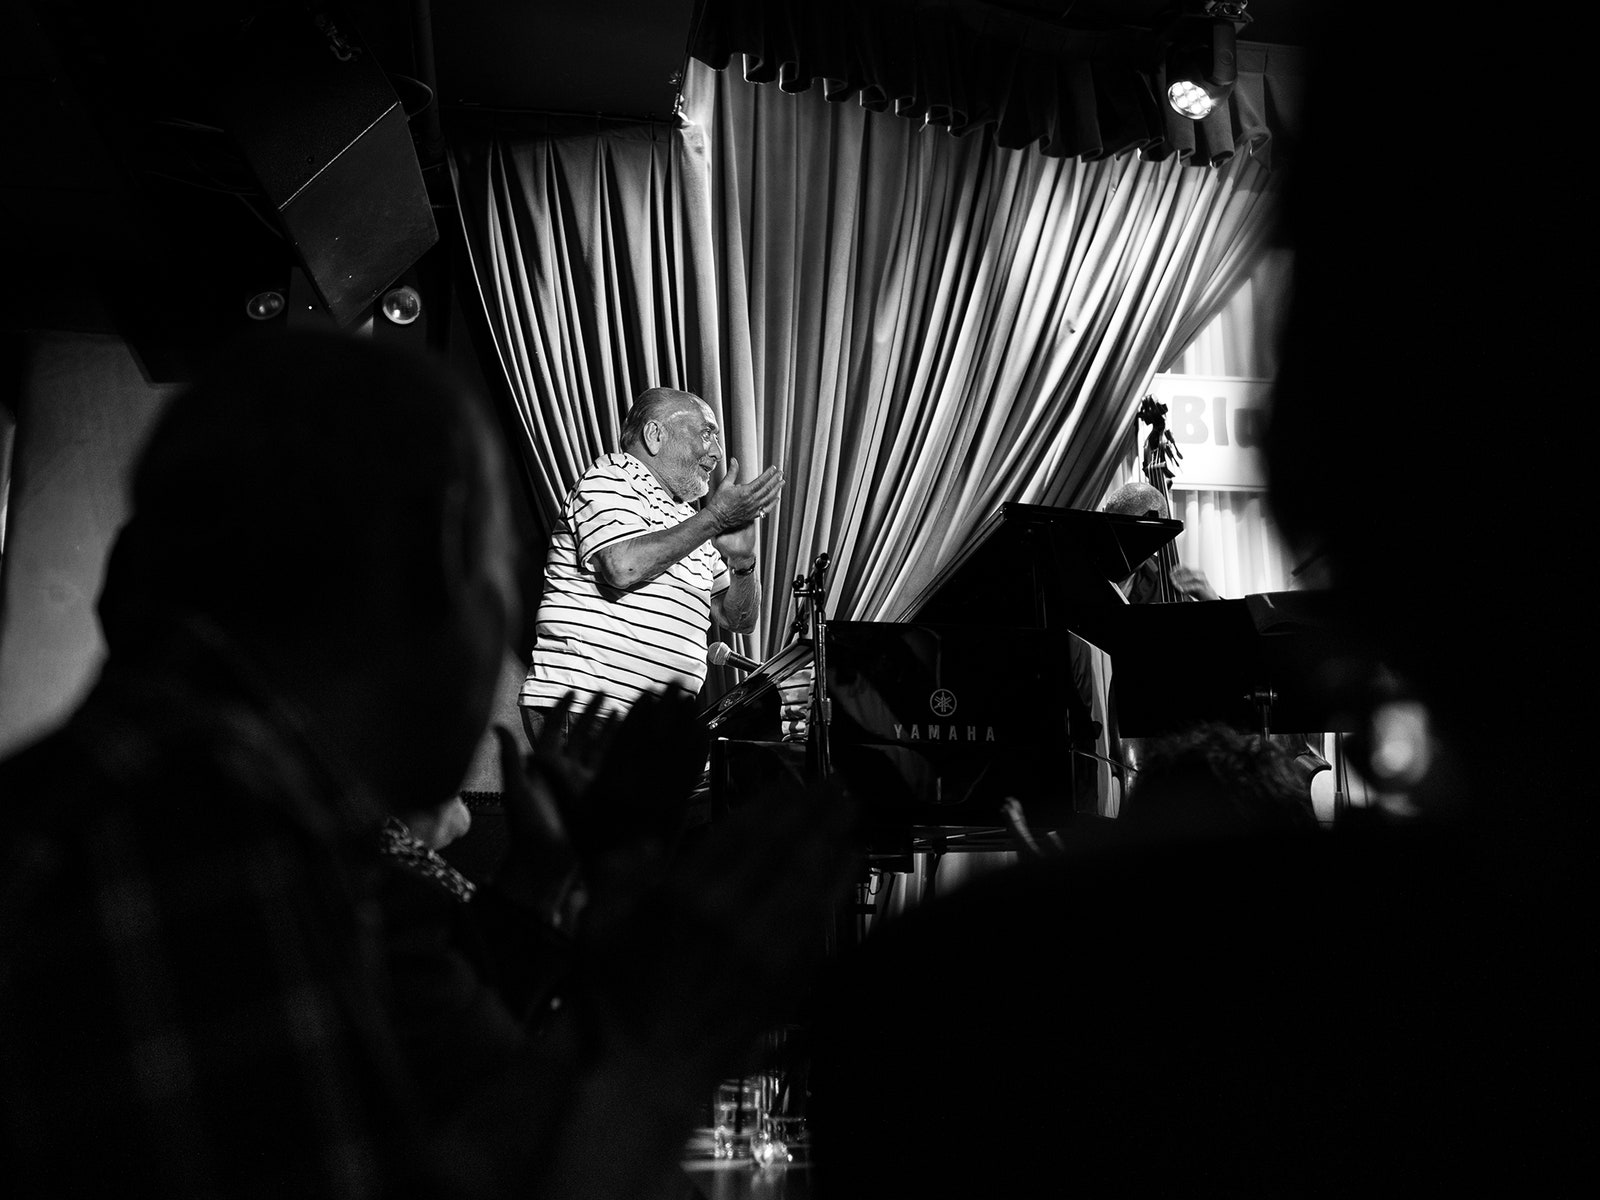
[713,1076,762,1160]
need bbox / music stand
[700,639,815,739]
[1106,590,1357,738]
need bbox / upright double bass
[1136,396,1196,603]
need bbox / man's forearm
[594,511,719,590]
[715,571,761,634]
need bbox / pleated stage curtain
[449,116,721,533]
[451,58,1282,665]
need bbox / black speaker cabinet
[219,9,437,326]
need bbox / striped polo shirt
[521,452,729,717]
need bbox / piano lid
[895,502,1183,639]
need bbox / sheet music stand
[700,639,815,740]
[1106,590,1358,738]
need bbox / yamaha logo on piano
[891,723,997,742]
[890,686,998,741]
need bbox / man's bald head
[620,387,708,452]
[1101,481,1168,519]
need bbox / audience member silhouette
[0,330,857,1200]
[1121,720,1319,837]
[1002,720,1317,859]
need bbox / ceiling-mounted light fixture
[380,285,422,325]
[1166,16,1238,120]
[1163,1,1247,121]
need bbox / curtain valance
[688,0,1302,168]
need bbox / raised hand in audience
[508,688,860,1199]
[490,690,614,926]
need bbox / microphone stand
[791,552,832,785]
[794,550,865,959]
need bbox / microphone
[708,642,762,672]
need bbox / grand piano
[702,502,1349,853]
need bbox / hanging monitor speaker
[219,7,437,326]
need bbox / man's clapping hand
[704,457,784,535]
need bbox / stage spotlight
[1166,19,1237,120]
[380,285,422,325]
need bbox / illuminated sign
[1147,374,1271,490]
